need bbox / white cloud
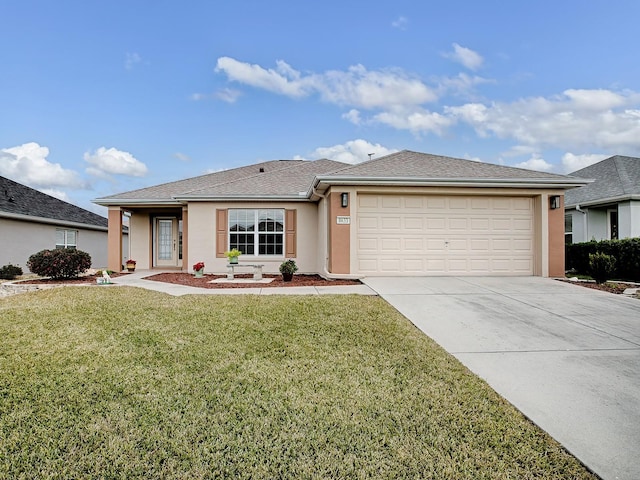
[300,139,399,164]
[447,89,640,153]
[374,107,454,135]
[216,57,437,110]
[391,16,408,30]
[174,152,190,162]
[437,73,493,98]
[0,142,86,189]
[215,87,242,103]
[513,156,554,172]
[444,43,484,71]
[84,147,148,178]
[561,153,609,173]
[125,52,141,70]
[342,109,362,125]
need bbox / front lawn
[0,288,595,479]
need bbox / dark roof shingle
[565,155,640,206]
[0,176,107,228]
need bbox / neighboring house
[0,175,127,271]
[94,150,587,278]
[564,155,640,244]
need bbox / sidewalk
[112,270,377,296]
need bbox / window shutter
[216,209,228,257]
[285,209,297,258]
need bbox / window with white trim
[56,229,77,249]
[564,214,573,244]
[229,209,284,256]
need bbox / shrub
[27,249,92,279]
[588,252,616,284]
[566,238,640,281]
[0,264,23,280]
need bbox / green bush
[27,249,92,279]
[588,252,616,284]
[566,238,640,281]
[0,264,23,280]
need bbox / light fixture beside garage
[550,195,561,209]
[341,192,349,208]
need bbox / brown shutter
[285,209,297,258]
[216,209,228,257]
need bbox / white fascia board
[174,194,313,202]
[565,194,640,209]
[0,211,108,231]
[92,198,184,207]
[310,176,592,195]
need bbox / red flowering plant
[126,259,137,265]
[193,261,205,272]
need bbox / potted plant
[125,259,136,272]
[224,248,242,264]
[193,261,205,278]
[279,259,298,282]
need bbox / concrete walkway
[363,276,640,480]
[111,270,376,296]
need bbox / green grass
[0,288,595,479]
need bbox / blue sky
[2,0,640,216]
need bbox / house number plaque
[336,216,351,225]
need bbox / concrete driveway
[363,276,640,480]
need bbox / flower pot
[126,264,136,272]
[229,257,239,264]
[282,272,293,282]
[194,269,204,278]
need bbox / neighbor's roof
[0,175,108,229]
[565,155,640,207]
[94,150,588,207]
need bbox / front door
[155,218,179,267]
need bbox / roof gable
[0,176,107,228]
[328,150,573,180]
[565,155,640,206]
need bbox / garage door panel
[357,194,534,276]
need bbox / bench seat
[226,263,264,280]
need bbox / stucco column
[107,207,123,272]
[182,207,188,271]
[547,194,565,277]
[328,191,351,274]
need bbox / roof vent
[259,167,265,173]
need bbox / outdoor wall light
[550,195,561,210]
[341,192,349,208]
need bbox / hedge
[566,238,640,281]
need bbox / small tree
[588,252,616,284]
[27,249,92,279]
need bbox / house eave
[173,194,313,202]
[565,194,640,209]
[0,211,108,231]
[311,176,591,195]
[92,198,184,207]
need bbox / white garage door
[357,194,534,275]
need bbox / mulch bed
[146,273,362,289]
[557,279,638,294]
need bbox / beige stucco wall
[129,212,152,270]
[188,202,319,274]
[0,217,109,272]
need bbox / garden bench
[226,263,264,280]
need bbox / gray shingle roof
[94,150,586,206]
[1,175,108,228]
[564,155,640,206]
[327,150,573,180]
[97,160,310,201]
